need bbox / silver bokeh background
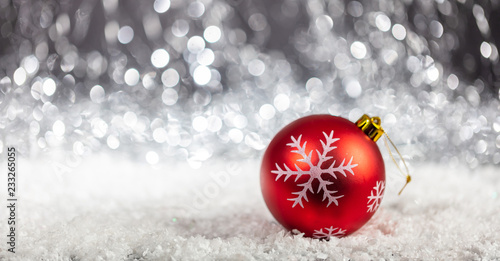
[0,0,499,168]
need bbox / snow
[1,155,499,260]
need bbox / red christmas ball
[260,114,385,239]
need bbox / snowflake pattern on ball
[367,180,385,212]
[313,226,346,240]
[271,131,358,208]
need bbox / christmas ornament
[260,114,409,239]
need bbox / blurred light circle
[349,108,363,122]
[382,49,398,65]
[61,52,77,73]
[248,59,265,76]
[153,0,170,13]
[475,140,487,154]
[193,65,211,85]
[392,24,406,40]
[460,126,473,141]
[117,25,134,44]
[430,20,443,38]
[305,77,323,91]
[233,115,248,129]
[56,13,70,36]
[228,29,247,45]
[172,19,189,37]
[36,42,49,60]
[142,72,156,90]
[187,1,205,18]
[30,81,42,100]
[146,151,160,165]
[53,120,65,136]
[151,49,170,68]
[375,13,391,32]
[193,89,211,106]
[350,41,367,59]
[427,66,440,82]
[248,13,268,32]
[259,104,276,120]
[124,68,140,86]
[153,128,168,143]
[187,36,205,53]
[13,68,27,85]
[192,116,208,132]
[107,135,120,149]
[204,26,221,43]
[447,74,459,90]
[344,79,362,98]
[480,42,492,58]
[229,128,243,143]
[334,53,350,70]
[161,68,180,87]
[274,93,290,112]
[406,56,421,73]
[162,88,178,105]
[37,138,46,149]
[315,14,333,32]
[23,55,39,75]
[347,1,363,17]
[90,85,105,103]
[43,78,57,96]
[384,113,397,125]
[197,48,215,65]
[207,115,222,132]
[123,111,137,127]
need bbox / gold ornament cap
[354,114,412,195]
[355,114,383,142]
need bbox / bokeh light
[0,0,498,170]
[151,49,170,68]
[117,25,134,44]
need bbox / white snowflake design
[313,226,346,240]
[367,180,385,213]
[271,131,358,208]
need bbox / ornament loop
[355,114,383,142]
[383,132,411,195]
[356,114,412,195]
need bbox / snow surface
[1,155,499,260]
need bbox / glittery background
[1,0,499,168]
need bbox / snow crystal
[1,156,499,260]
